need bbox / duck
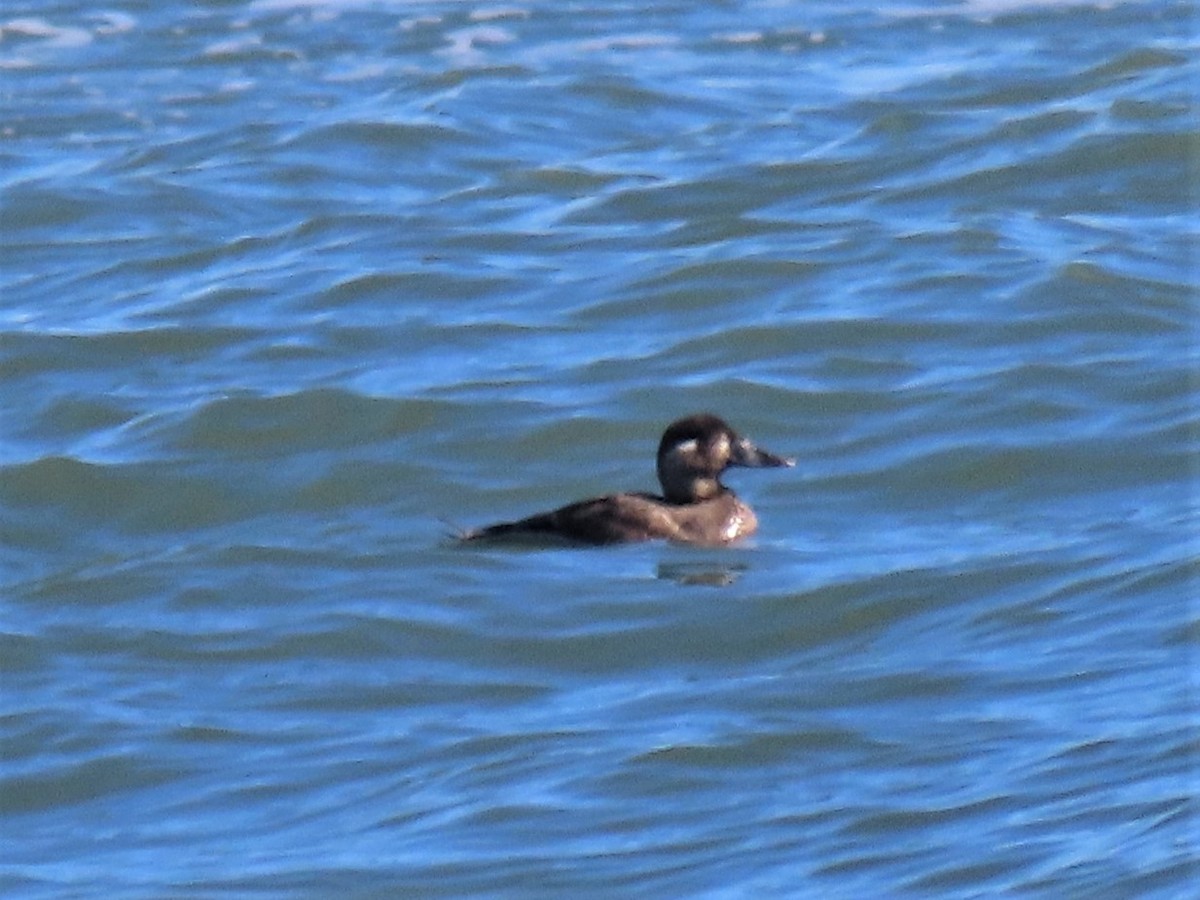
[459,413,792,545]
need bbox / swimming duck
[460,413,792,545]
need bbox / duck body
[461,413,792,546]
[466,490,758,545]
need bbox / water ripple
[1,0,1195,896]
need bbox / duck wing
[463,493,683,545]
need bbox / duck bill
[731,437,795,469]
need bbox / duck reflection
[656,560,748,587]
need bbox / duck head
[655,413,793,504]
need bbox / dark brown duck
[460,413,793,545]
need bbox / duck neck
[662,475,725,504]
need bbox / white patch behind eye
[672,438,699,455]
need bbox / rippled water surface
[2,0,1197,896]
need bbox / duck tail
[437,517,478,542]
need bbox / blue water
[2,0,1197,896]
